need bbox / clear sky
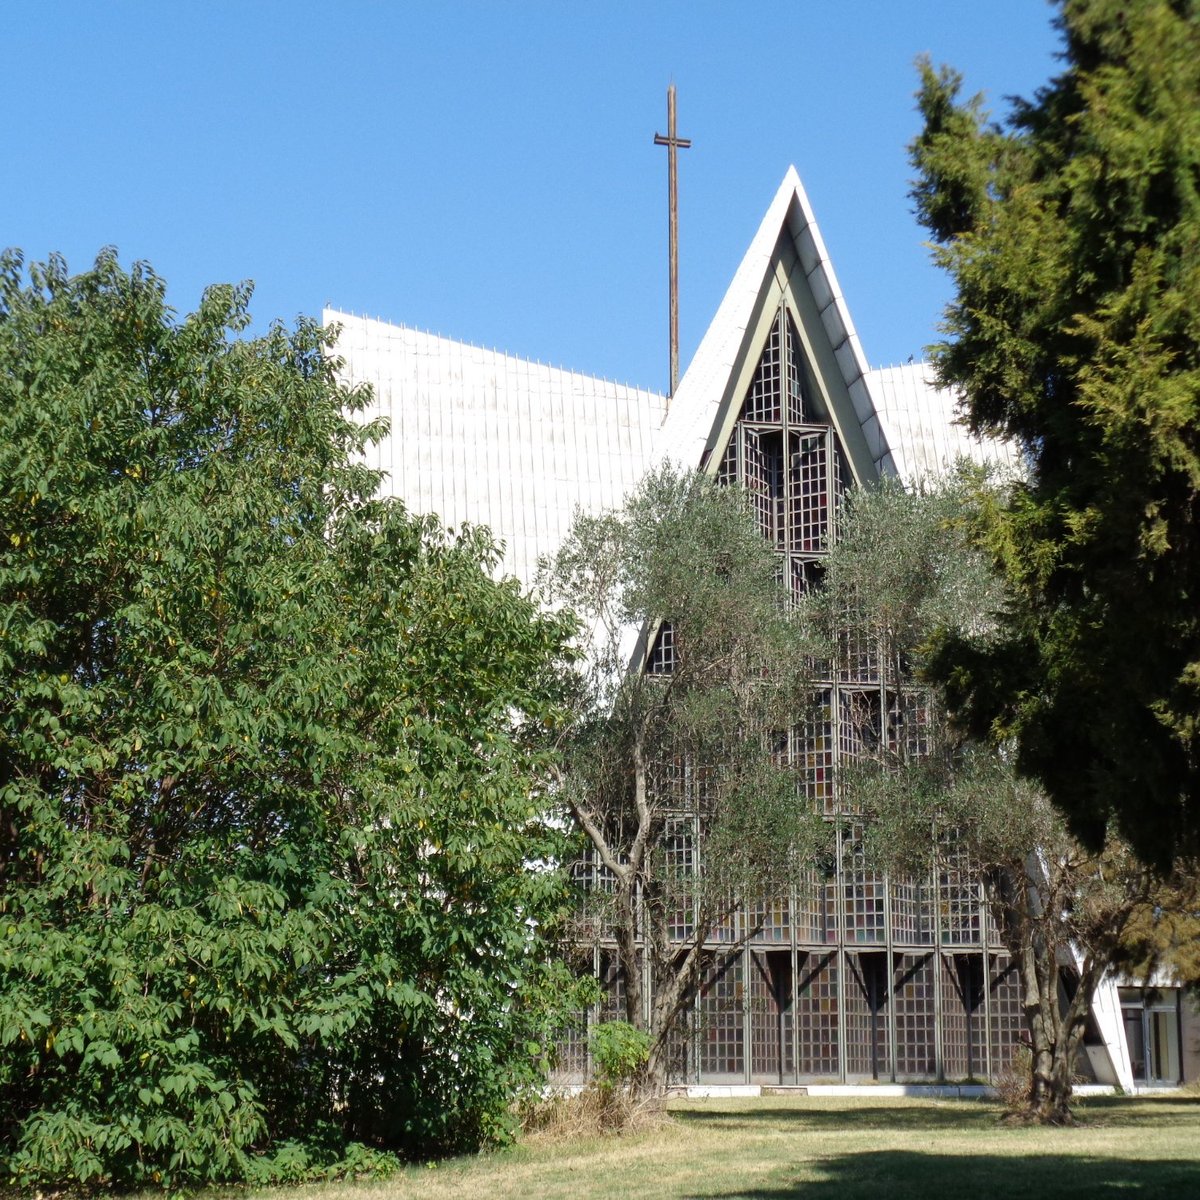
[4,2,1063,396]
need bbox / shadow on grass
[688,1150,1196,1199]
[1078,1094,1200,1123]
[674,1095,1200,1134]
[673,1104,998,1132]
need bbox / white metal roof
[324,316,667,584]
[324,168,1015,587]
[867,361,1023,483]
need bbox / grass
[248,1094,1200,1200]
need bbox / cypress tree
[913,0,1200,867]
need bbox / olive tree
[820,477,1159,1123]
[544,467,828,1089]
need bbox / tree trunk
[615,905,643,1032]
[1027,993,1091,1124]
[644,1038,670,1094]
[993,863,1084,1123]
[641,943,705,1094]
[1029,1030,1075,1124]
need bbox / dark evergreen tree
[911,0,1200,867]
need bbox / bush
[589,1022,652,1091]
[994,1045,1033,1115]
[0,253,575,1190]
[520,1022,660,1142]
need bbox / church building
[325,168,1193,1090]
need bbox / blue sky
[4,2,1062,395]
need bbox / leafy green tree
[910,0,1200,868]
[544,467,828,1090]
[822,477,1158,1123]
[0,251,575,1190]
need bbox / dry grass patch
[246,1094,1200,1200]
[520,1085,669,1143]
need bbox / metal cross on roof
[654,83,691,401]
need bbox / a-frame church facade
[326,168,1150,1089]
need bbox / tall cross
[654,83,691,399]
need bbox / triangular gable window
[714,303,855,603]
[740,310,809,426]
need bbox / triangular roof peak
[661,167,889,483]
[324,167,1018,588]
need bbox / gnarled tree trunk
[987,853,1119,1124]
[987,859,1086,1123]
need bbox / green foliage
[824,475,1159,1123]
[241,1134,402,1187]
[587,1021,651,1089]
[809,473,1007,682]
[911,0,1200,867]
[545,467,828,1082]
[0,251,575,1189]
[1108,865,1200,992]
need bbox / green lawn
[257,1095,1200,1200]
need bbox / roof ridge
[870,360,933,373]
[323,307,666,401]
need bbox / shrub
[994,1046,1033,1115]
[588,1022,652,1091]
